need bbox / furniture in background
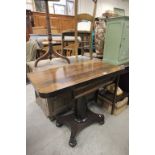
[119,66,129,93]
[26,11,75,40]
[33,12,75,32]
[29,33,63,56]
[28,59,127,147]
[26,39,41,83]
[61,0,98,60]
[62,30,91,56]
[29,33,62,41]
[98,66,129,115]
[103,16,129,65]
[92,30,96,52]
[102,10,118,18]
[94,17,106,58]
[101,16,129,112]
[26,40,44,63]
[114,8,125,16]
[26,10,33,41]
[34,0,70,67]
[29,33,94,57]
[32,26,48,34]
[38,41,63,59]
[27,35,63,63]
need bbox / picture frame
[53,4,66,15]
[66,0,74,16]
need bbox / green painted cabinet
[103,16,129,65]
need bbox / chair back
[74,0,97,59]
[62,0,98,60]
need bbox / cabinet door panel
[118,21,129,62]
[104,21,123,60]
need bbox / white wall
[48,0,67,14]
[78,0,129,17]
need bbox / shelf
[99,91,128,103]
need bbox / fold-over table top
[28,60,124,97]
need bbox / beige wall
[78,0,129,17]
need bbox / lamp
[34,0,70,67]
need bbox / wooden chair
[61,0,97,60]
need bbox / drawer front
[73,76,115,99]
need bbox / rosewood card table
[28,60,126,147]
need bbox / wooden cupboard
[103,16,129,65]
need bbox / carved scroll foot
[69,137,77,147]
[56,120,63,127]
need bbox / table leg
[34,0,70,67]
[34,49,70,67]
[34,51,49,67]
[56,96,104,147]
[53,51,70,64]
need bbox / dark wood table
[28,60,127,147]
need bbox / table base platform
[56,107,104,147]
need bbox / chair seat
[64,36,81,42]
[64,47,74,51]
[64,45,90,50]
[62,29,91,35]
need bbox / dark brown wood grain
[28,60,123,95]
